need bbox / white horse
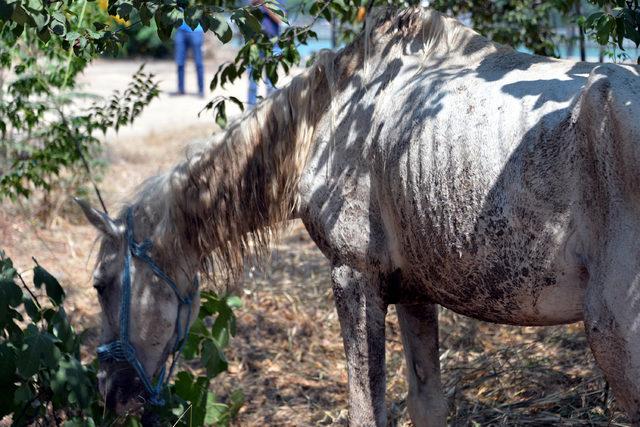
[77,6,640,425]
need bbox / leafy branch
[0,65,159,200]
[582,0,640,62]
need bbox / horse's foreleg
[332,264,388,427]
[397,303,447,427]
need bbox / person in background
[248,0,282,106]
[174,21,205,97]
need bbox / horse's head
[76,198,200,414]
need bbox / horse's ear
[73,197,120,238]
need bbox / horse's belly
[403,258,585,326]
[394,219,587,326]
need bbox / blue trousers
[175,29,204,95]
[248,65,275,106]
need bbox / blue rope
[97,207,199,406]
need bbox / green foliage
[582,0,640,62]
[0,0,160,203]
[0,0,638,139]
[0,49,160,200]
[149,291,244,427]
[0,250,101,425]
[0,250,242,426]
[429,0,577,56]
[121,22,169,58]
[115,9,171,58]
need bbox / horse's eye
[93,281,106,296]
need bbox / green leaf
[173,372,210,426]
[228,96,244,112]
[155,12,173,42]
[37,27,50,42]
[623,14,640,46]
[215,100,227,128]
[33,264,65,305]
[0,274,24,330]
[228,389,245,417]
[123,417,142,427]
[16,324,60,377]
[232,9,261,38]
[50,356,95,408]
[184,6,203,31]
[0,342,17,386]
[0,276,22,307]
[66,31,80,43]
[205,13,232,43]
[0,2,15,20]
[225,295,242,309]
[182,317,209,360]
[31,11,48,31]
[116,2,133,19]
[264,0,287,23]
[584,11,604,29]
[201,339,227,378]
[14,383,33,404]
[23,296,41,322]
[205,389,244,425]
[615,16,625,48]
[173,371,195,399]
[204,393,228,425]
[199,292,223,316]
[12,5,32,25]
[211,308,232,347]
[64,417,97,427]
[51,11,65,24]
[50,308,76,353]
[139,4,153,25]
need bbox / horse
[77,6,640,426]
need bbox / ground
[0,56,630,426]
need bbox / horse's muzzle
[98,361,145,415]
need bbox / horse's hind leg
[585,265,640,424]
[332,264,388,427]
[397,303,447,427]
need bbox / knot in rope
[130,238,152,258]
[97,340,137,364]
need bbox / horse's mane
[125,7,493,285]
[128,52,336,284]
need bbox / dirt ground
[0,57,630,426]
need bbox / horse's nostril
[103,363,145,414]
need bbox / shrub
[0,250,242,426]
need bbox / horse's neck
[160,63,331,275]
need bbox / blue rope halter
[96,207,199,406]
